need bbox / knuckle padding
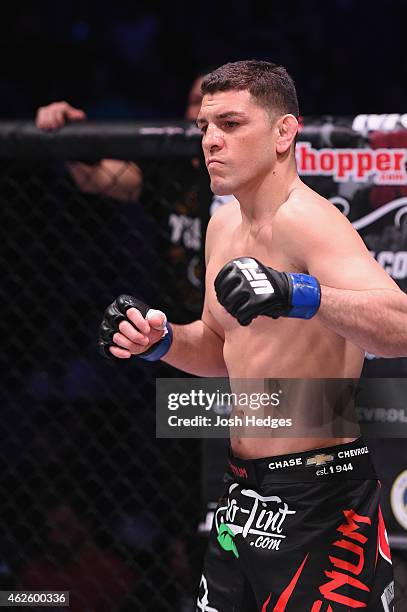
[98,294,150,359]
[98,338,113,359]
[116,294,149,317]
[215,265,245,310]
[99,320,116,343]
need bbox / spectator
[35,71,235,324]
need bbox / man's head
[201,60,299,120]
[197,60,299,196]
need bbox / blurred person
[35,72,233,324]
[98,60,400,610]
[34,72,215,204]
[19,500,136,612]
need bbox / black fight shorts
[197,439,394,611]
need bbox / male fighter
[99,61,403,610]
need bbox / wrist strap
[286,273,321,319]
[138,323,173,361]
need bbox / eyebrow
[196,111,249,127]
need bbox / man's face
[196,89,277,196]
[185,76,204,121]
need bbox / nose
[202,124,224,153]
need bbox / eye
[224,121,239,129]
[199,124,208,134]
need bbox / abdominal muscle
[223,316,365,459]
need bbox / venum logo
[234,258,274,295]
[228,461,248,480]
[216,484,296,556]
[261,508,388,611]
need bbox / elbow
[365,341,407,359]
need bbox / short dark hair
[201,60,299,118]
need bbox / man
[99,61,401,610]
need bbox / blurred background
[1,0,407,120]
[1,1,407,611]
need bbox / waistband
[227,438,377,485]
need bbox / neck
[236,156,300,230]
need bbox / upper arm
[200,201,238,340]
[201,292,225,341]
[204,199,239,266]
[286,195,400,292]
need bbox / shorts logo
[263,509,377,610]
[228,461,248,479]
[381,580,395,612]
[217,523,239,558]
[196,574,219,612]
[215,484,296,556]
[306,453,335,467]
[234,258,274,295]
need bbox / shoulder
[207,198,240,232]
[276,183,356,240]
[275,182,367,267]
[278,184,339,224]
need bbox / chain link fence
[0,122,406,610]
[0,123,213,611]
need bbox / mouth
[207,159,224,168]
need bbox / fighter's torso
[206,201,364,457]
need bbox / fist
[214,257,290,326]
[99,295,167,359]
[214,257,320,325]
[36,101,86,131]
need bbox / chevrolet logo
[306,453,335,467]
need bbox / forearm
[67,160,142,202]
[317,285,407,357]
[162,320,227,376]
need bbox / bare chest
[206,225,302,332]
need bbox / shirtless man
[98,61,402,610]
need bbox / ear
[275,114,298,154]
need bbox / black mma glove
[98,294,172,360]
[214,257,320,326]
